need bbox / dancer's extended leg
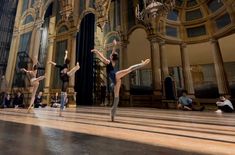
[116,59,150,80]
[59,92,65,117]
[27,82,39,113]
[67,62,80,77]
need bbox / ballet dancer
[91,40,150,121]
[48,50,80,116]
[21,56,45,113]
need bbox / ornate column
[6,0,23,87]
[6,31,20,87]
[69,32,77,91]
[159,40,169,79]
[210,38,229,95]
[180,43,195,95]
[31,20,44,59]
[149,37,162,94]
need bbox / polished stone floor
[0,107,234,155]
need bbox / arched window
[58,25,69,33]
[23,15,34,25]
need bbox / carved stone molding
[94,0,111,30]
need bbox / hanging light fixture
[136,0,176,22]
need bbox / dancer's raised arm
[91,49,110,65]
[21,68,33,74]
[64,50,68,62]
[48,61,56,66]
[110,39,117,57]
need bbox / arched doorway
[75,13,95,105]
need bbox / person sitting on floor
[215,95,234,113]
[177,90,204,111]
[51,92,61,108]
[34,91,47,108]
[13,90,24,108]
[4,93,12,108]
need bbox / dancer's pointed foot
[76,62,80,69]
[141,59,150,66]
[111,115,114,122]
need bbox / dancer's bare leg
[27,82,39,113]
[116,59,150,80]
[110,79,121,122]
[67,62,80,77]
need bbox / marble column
[32,21,43,59]
[69,33,77,92]
[5,32,20,87]
[180,43,195,95]
[210,38,229,95]
[149,37,162,93]
[5,0,23,87]
[159,40,169,79]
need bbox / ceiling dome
[161,0,235,43]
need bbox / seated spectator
[51,92,61,108]
[215,95,234,113]
[4,93,12,108]
[177,90,204,111]
[13,91,24,108]
[34,91,47,108]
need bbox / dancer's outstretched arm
[48,61,56,66]
[64,50,68,62]
[91,49,110,65]
[21,68,33,74]
[110,39,117,57]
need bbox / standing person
[215,95,234,113]
[91,40,150,121]
[21,57,45,113]
[0,75,8,107]
[48,50,80,116]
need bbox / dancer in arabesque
[91,40,150,121]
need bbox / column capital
[159,40,166,46]
[180,42,187,48]
[210,38,218,43]
[71,32,77,38]
[35,19,44,29]
[119,40,129,48]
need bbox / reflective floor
[0,107,235,155]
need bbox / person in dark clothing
[0,75,8,107]
[4,93,12,108]
[13,91,24,108]
[34,91,47,108]
[49,50,80,116]
[92,39,150,121]
[215,95,234,113]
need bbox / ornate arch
[76,8,97,31]
[127,24,148,41]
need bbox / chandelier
[136,0,175,21]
